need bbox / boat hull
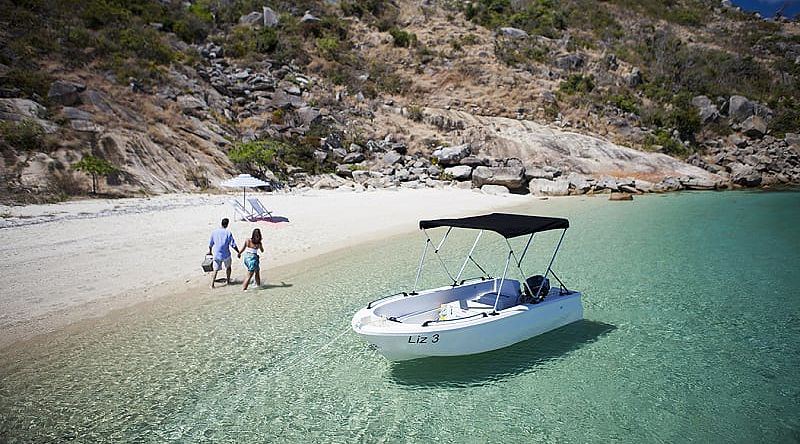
[352,291,583,361]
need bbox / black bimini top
[419,213,569,239]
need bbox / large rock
[609,192,633,201]
[61,107,93,121]
[565,172,592,193]
[301,11,320,22]
[554,54,585,70]
[785,133,800,148]
[423,109,723,187]
[729,162,762,186]
[312,174,344,190]
[47,80,85,106]
[741,115,767,138]
[432,144,470,166]
[481,184,510,195]
[263,7,279,27]
[177,95,207,112]
[0,98,46,120]
[342,152,365,164]
[472,165,526,189]
[498,27,528,39]
[0,98,57,133]
[382,151,402,165]
[335,164,353,178]
[239,11,263,26]
[626,68,642,87]
[529,178,569,196]
[459,156,488,167]
[296,106,320,126]
[691,95,719,124]
[728,95,755,123]
[680,176,717,190]
[79,90,113,114]
[444,165,472,181]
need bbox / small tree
[72,155,117,194]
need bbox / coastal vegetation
[72,155,117,194]
[0,0,798,202]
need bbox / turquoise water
[1,191,799,443]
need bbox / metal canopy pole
[411,234,431,295]
[454,230,483,285]
[535,228,567,299]
[506,238,534,299]
[431,227,457,284]
[517,233,535,267]
[492,249,513,313]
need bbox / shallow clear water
[1,191,799,443]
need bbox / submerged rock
[609,192,633,201]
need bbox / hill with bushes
[0,0,798,202]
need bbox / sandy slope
[0,188,532,348]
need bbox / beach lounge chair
[247,197,273,219]
[229,199,256,221]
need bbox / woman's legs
[255,268,261,287]
[243,270,254,290]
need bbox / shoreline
[0,187,537,349]
[3,186,792,350]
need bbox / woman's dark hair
[251,228,262,244]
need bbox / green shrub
[0,119,45,151]
[667,98,701,142]
[271,109,286,124]
[464,0,565,38]
[558,74,594,95]
[407,105,424,122]
[229,141,277,177]
[495,37,548,66]
[0,68,52,98]
[118,28,174,64]
[316,36,340,59]
[256,27,279,53]
[229,137,332,179]
[643,129,689,157]
[82,0,130,29]
[368,60,411,94]
[72,155,117,194]
[768,97,800,137]
[666,8,704,26]
[389,28,416,48]
[608,94,639,114]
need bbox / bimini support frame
[411,220,569,313]
[535,229,567,299]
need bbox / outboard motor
[524,275,550,302]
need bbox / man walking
[208,218,240,288]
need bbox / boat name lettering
[407,334,440,344]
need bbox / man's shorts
[212,256,232,271]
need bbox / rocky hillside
[0,0,798,203]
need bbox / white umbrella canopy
[221,174,270,207]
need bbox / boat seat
[470,291,520,311]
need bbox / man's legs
[224,256,233,285]
[210,270,218,288]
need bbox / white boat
[352,213,583,361]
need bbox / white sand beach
[0,188,536,348]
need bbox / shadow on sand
[388,319,616,388]
[258,282,292,290]
[258,215,290,224]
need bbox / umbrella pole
[243,187,246,210]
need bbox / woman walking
[241,228,264,291]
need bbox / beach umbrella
[220,173,270,207]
